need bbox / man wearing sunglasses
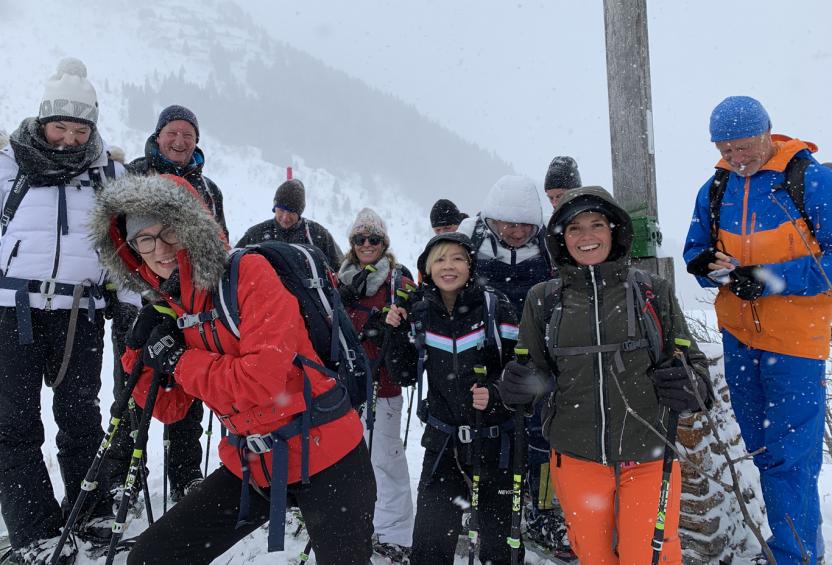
[237,178,343,271]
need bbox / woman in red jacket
[90,173,375,564]
[336,208,415,560]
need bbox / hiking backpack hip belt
[0,276,102,344]
[227,373,351,553]
[425,413,515,477]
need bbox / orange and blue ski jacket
[684,135,832,359]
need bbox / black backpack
[209,241,372,409]
[538,268,665,373]
[707,155,814,241]
[181,241,373,553]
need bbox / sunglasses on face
[351,235,383,246]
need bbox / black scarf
[9,117,104,186]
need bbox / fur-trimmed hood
[89,173,228,297]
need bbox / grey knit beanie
[273,179,306,215]
[126,214,161,242]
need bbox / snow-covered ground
[1,316,830,563]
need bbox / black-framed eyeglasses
[351,234,383,246]
[129,226,181,255]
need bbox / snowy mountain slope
[0,0,512,212]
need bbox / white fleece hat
[481,175,543,226]
[38,58,99,126]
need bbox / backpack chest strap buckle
[177,309,219,329]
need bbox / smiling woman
[336,207,416,555]
[497,185,714,564]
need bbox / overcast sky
[237,0,832,302]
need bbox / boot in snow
[6,535,77,565]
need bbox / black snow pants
[410,443,522,565]
[0,307,106,549]
[126,441,376,565]
[107,308,204,496]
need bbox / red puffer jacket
[123,251,363,488]
[345,266,415,399]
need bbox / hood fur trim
[89,173,228,295]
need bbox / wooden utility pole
[602,6,761,563]
[603,0,656,216]
[602,0,672,284]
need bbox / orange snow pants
[550,451,682,564]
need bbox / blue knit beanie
[709,96,771,142]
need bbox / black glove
[729,265,764,301]
[127,304,174,349]
[112,303,139,345]
[497,361,553,409]
[102,287,119,320]
[338,266,375,303]
[651,366,706,413]
[142,319,186,376]
[686,247,720,278]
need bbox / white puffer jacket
[0,144,134,310]
[458,174,546,265]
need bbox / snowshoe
[523,508,576,561]
[82,537,138,560]
[372,536,411,564]
[170,477,204,503]
[1,535,77,565]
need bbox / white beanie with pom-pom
[38,57,99,126]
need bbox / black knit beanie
[273,179,306,215]
[155,105,200,142]
[544,156,582,191]
[430,199,464,228]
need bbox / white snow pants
[362,394,414,547]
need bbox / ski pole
[508,348,529,565]
[369,272,413,457]
[163,423,170,514]
[128,397,154,525]
[467,365,487,565]
[650,338,689,565]
[403,385,415,449]
[49,359,145,565]
[367,380,380,458]
[204,412,214,476]
[106,369,165,565]
[298,540,313,565]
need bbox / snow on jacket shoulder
[0,145,125,310]
[683,135,832,359]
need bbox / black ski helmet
[417,231,477,284]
